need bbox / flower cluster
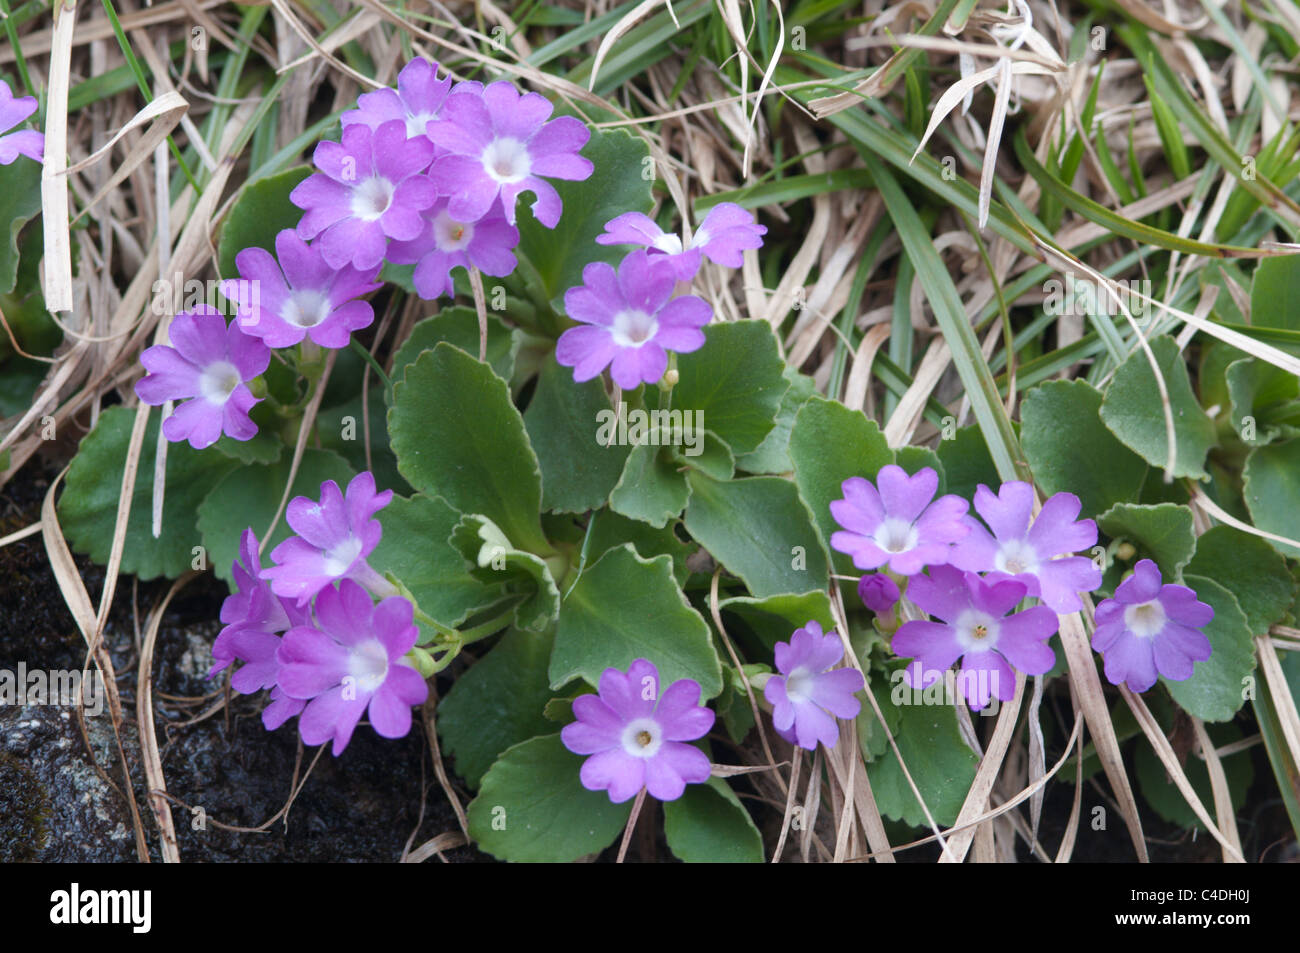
[832,468,1213,708]
[213,472,427,754]
[555,202,765,389]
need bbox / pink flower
[858,574,900,614]
[0,79,43,165]
[764,621,863,750]
[561,659,714,803]
[596,202,766,281]
[277,580,429,755]
[341,57,453,142]
[830,465,970,576]
[134,306,270,450]
[555,251,711,389]
[291,120,437,270]
[426,81,592,227]
[220,230,382,348]
[386,197,519,299]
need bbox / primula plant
[8,0,1300,870]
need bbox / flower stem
[468,266,489,362]
[349,337,392,393]
[616,787,648,863]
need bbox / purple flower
[341,57,453,142]
[386,197,519,299]
[426,81,592,228]
[892,564,1059,710]
[219,230,381,348]
[0,79,43,165]
[858,573,900,614]
[596,202,766,281]
[277,580,429,755]
[948,482,1102,613]
[134,305,270,450]
[291,120,436,270]
[560,659,714,803]
[830,465,970,576]
[555,251,711,389]
[763,621,864,750]
[261,471,394,605]
[1092,559,1213,693]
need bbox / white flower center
[351,176,395,221]
[784,667,815,705]
[347,639,389,695]
[405,111,436,138]
[874,517,918,554]
[689,226,712,249]
[481,137,530,184]
[284,290,331,329]
[433,209,475,251]
[322,536,363,576]
[198,360,241,405]
[955,609,1001,652]
[620,717,664,759]
[652,233,684,254]
[610,309,658,348]
[1124,600,1167,638]
[995,538,1039,576]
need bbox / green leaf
[1097,502,1196,581]
[450,514,560,633]
[718,590,836,651]
[0,157,42,295]
[215,166,312,280]
[1226,357,1300,446]
[389,307,519,385]
[608,442,690,528]
[682,471,829,598]
[867,666,979,826]
[789,396,894,571]
[1099,336,1216,479]
[552,544,722,699]
[196,449,353,586]
[467,734,630,862]
[1137,721,1253,832]
[369,494,502,638]
[656,320,790,456]
[583,507,690,586]
[58,408,239,581]
[936,423,1000,502]
[669,429,734,481]
[734,367,817,475]
[1249,247,1300,333]
[1243,437,1300,558]
[438,629,557,789]
[1164,576,1255,723]
[211,430,283,466]
[663,777,763,863]
[516,126,653,308]
[316,388,407,497]
[389,344,549,555]
[1022,379,1150,519]
[1186,526,1296,633]
[524,359,630,513]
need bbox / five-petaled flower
[221,229,382,348]
[134,305,270,450]
[261,471,395,606]
[1091,559,1213,693]
[893,564,1059,710]
[277,579,429,755]
[596,202,767,281]
[561,659,714,803]
[341,57,455,142]
[556,251,711,389]
[764,621,864,750]
[948,482,1102,614]
[830,465,969,576]
[387,197,519,300]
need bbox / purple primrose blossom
[291,120,437,271]
[561,659,714,803]
[342,57,454,141]
[764,621,864,751]
[277,580,428,755]
[858,573,901,614]
[134,305,270,450]
[555,251,711,389]
[387,197,519,299]
[892,564,1059,710]
[596,202,767,281]
[0,79,43,165]
[948,482,1102,614]
[426,81,592,227]
[1091,559,1213,693]
[220,229,382,348]
[830,465,969,576]
[261,471,395,606]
